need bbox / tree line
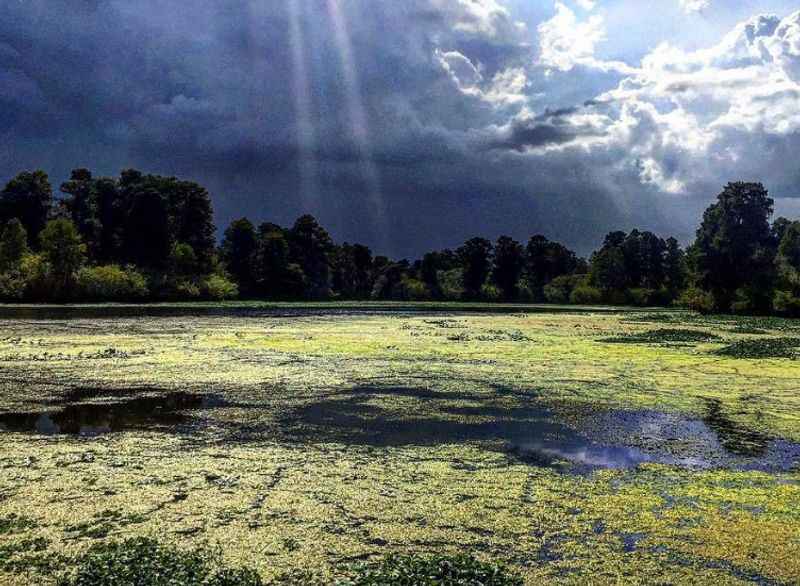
[0,169,797,314]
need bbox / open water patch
[285,387,800,474]
[0,389,227,436]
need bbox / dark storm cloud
[485,106,607,151]
[0,0,690,258]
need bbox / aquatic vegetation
[55,537,263,586]
[714,337,800,359]
[601,328,720,345]
[1,304,800,585]
[341,554,523,586]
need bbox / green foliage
[254,224,307,299]
[458,237,493,299]
[39,219,87,298]
[76,265,149,301]
[690,182,776,313]
[203,274,240,301]
[165,278,202,300]
[773,289,800,316]
[18,253,51,301]
[491,236,524,300]
[0,218,29,272]
[677,287,716,314]
[714,337,800,359]
[55,537,263,586]
[170,242,199,276]
[570,284,603,305]
[125,189,171,269]
[438,268,464,301]
[0,270,26,300]
[341,554,523,586]
[221,218,258,295]
[627,287,662,307]
[332,243,374,300]
[0,170,53,248]
[525,235,580,300]
[289,215,334,299]
[602,328,720,345]
[543,274,586,304]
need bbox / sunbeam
[287,0,320,212]
[324,0,387,243]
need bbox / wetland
[1,304,800,584]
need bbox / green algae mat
[1,304,799,584]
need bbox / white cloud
[538,2,606,72]
[431,0,527,41]
[679,0,710,14]
[500,9,800,198]
[537,2,638,74]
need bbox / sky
[1,0,799,258]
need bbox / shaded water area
[2,385,799,474]
[0,388,227,436]
[285,387,800,474]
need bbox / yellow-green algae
[0,305,799,584]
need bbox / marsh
[1,304,799,584]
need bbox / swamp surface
[1,303,799,584]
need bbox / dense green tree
[40,218,87,297]
[491,236,524,300]
[170,180,216,273]
[690,182,776,313]
[458,237,493,299]
[0,170,53,248]
[774,221,800,315]
[589,246,627,294]
[420,253,442,299]
[663,237,686,294]
[170,242,199,276]
[525,236,580,300]
[773,217,793,244]
[0,219,29,272]
[332,243,373,299]
[221,218,258,295]
[289,215,334,299]
[60,169,100,258]
[93,177,125,264]
[776,222,800,282]
[254,223,306,299]
[124,189,172,270]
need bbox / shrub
[543,274,585,304]
[627,287,656,307]
[773,290,800,317]
[677,287,716,314]
[170,242,199,276]
[400,276,432,301]
[0,271,26,300]
[570,285,603,305]
[438,268,464,301]
[77,265,149,301]
[480,282,501,302]
[157,277,202,300]
[342,554,523,586]
[18,253,51,301]
[203,274,239,301]
[55,537,263,586]
[731,286,773,315]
